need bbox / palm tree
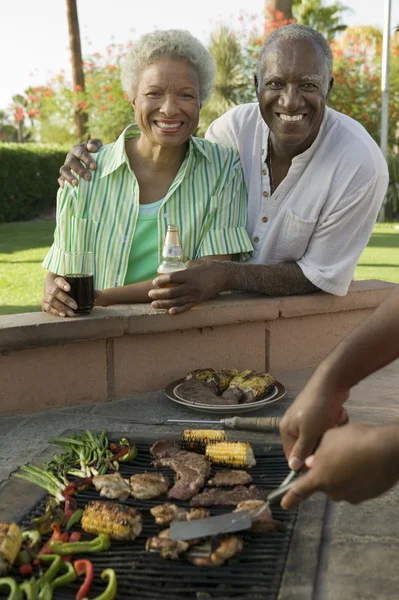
[198,27,248,135]
[293,0,349,41]
[66,0,87,139]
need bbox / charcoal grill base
[10,439,298,600]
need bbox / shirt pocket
[273,209,317,262]
[66,216,99,252]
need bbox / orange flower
[107,94,114,102]
[123,92,129,100]
[94,93,101,99]
[79,101,88,109]
[99,105,107,111]
[74,84,83,92]
[43,90,53,97]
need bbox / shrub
[385,154,399,221]
[0,143,69,223]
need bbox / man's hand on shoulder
[58,139,103,188]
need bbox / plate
[164,378,286,414]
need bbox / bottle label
[165,246,182,258]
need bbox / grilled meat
[208,470,252,487]
[0,522,22,575]
[81,500,142,541]
[185,368,238,394]
[186,536,244,567]
[150,504,210,527]
[205,442,256,468]
[221,370,256,402]
[150,504,188,527]
[238,373,276,403]
[190,485,269,507]
[92,473,131,501]
[130,473,170,500]
[146,529,189,560]
[234,501,284,533]
[150,440,211,501]
[178,380,238,405]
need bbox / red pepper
[69,531,81,543]
[109,443,118,451]
[18,563,33,577]
[74,559,95,600]
[111,447,129,461]
[33,523,68,566]
[63,477,93,499]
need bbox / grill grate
[14,441,297,600]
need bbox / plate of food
[165,368,286,414]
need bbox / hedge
[0,143,69,223]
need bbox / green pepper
[0,577,23,600]
[49,533,111,555]
[17,530,42,565]
[118,438,137,463]
[92,569,117,600]
[37,581,52,600]
[37,555,62,585]
[50,561,76,590]
[65,508,83,531]
[19,578,39,600]
[31,500,64,535]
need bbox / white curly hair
[256,24,334,94]
[121,29,215,103]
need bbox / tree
[198,27,249,135]
[66,0,87,139]
[0,111,17,142]
[293,0,349,41]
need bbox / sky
[1,0,398,111]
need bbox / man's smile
[276,113,306,122]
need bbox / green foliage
[386,154,399,221]
[292,0,349,41]
[0,144,69,223]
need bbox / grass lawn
[0,221,398,316]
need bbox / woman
[41,29,252,317]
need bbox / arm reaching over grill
[130,473,170,499]
[150,440,211,501]
[234,501,284,532]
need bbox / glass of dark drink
[64,251,94,315]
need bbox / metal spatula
[169,470,298,541]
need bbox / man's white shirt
[206,103,389,296]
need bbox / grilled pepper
[50,561,76,590]
[19,578,39,599]
[73,559,94,600]
[0,577,22,600]
[65,509,83,531]
[92,569,117,600]
[17,530,42,565]
[49,533,111,555]
[31,499,64,536]
[37,555,62,584]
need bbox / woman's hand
[41,274,77,317]
[281,422,399,508]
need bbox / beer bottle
[157,224,187,278]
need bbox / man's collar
[100,124,211,179]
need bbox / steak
[190,485,269,507]
[150,440,211,501]
[179,380,239,405]
[207,470,252,487]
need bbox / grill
[14,440,297,600]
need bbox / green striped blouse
[42,124,253,290]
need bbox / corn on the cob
[81,500,142,541]
[180,429,226,453]
[0,522,22,575]
[205,442,256,468]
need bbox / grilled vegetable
[180,430,226,453]
[0,522,22,575]
[238,373,276,403]
[81,501,142,541]
[92,568,117,600]
[221,370,256,401]
[205,442,256,468]
[0,577,21,600]
[50,534,111,555]
[185,368,238,394]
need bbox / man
[59,24,388,314]
[280,283,399,508]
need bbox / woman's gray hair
[121,29,215,103]
[256,24,333,94]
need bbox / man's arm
[149,260,319,313]
[280,283,399,471]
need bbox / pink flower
[99,105,107,111]
[74,84,83,92]
[107,94,114,102]
[79,101,88,109]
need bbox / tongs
[169,470,298,541]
